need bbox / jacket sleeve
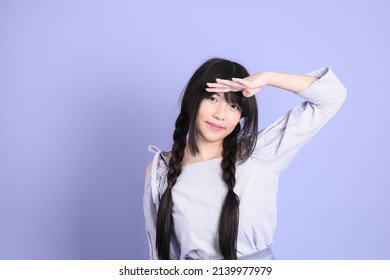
[143,145,178,259]
[143,147,161,260]
[251,67,347,175]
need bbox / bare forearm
[263,71,318,94]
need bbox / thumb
[243,88,253,97]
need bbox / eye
[208,95,218,102]
[231,103,241,111]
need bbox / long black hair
[156,58,258,259]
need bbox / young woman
[144,58,347,260]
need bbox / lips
[207,122,225,131]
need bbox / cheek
[225,113,241,134]
[195,101,208,128]
[197,101,212,119]
[230,112,242,126]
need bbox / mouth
[207,122,225,131]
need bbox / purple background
[0,0,389,259]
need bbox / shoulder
[145,145,171,178]
[145,161,153,178]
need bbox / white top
[144,67,347,260]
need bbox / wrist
[261,71,274,87]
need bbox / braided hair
[156,58,258,259]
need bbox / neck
[183,140,223,165]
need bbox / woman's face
[195,93,242,146]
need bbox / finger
[231,78,254,88]
[214,80,245,92]
[205,87,232,93]
[215,78,243,88]
[243,88,260,97]
[206,82,231,89]
[208,83,243,92]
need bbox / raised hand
[205,72,269,98]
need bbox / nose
[212,103,227,121]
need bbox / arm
[262,71,318,93]
[206,70,318,96]
[208,67,347,175]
